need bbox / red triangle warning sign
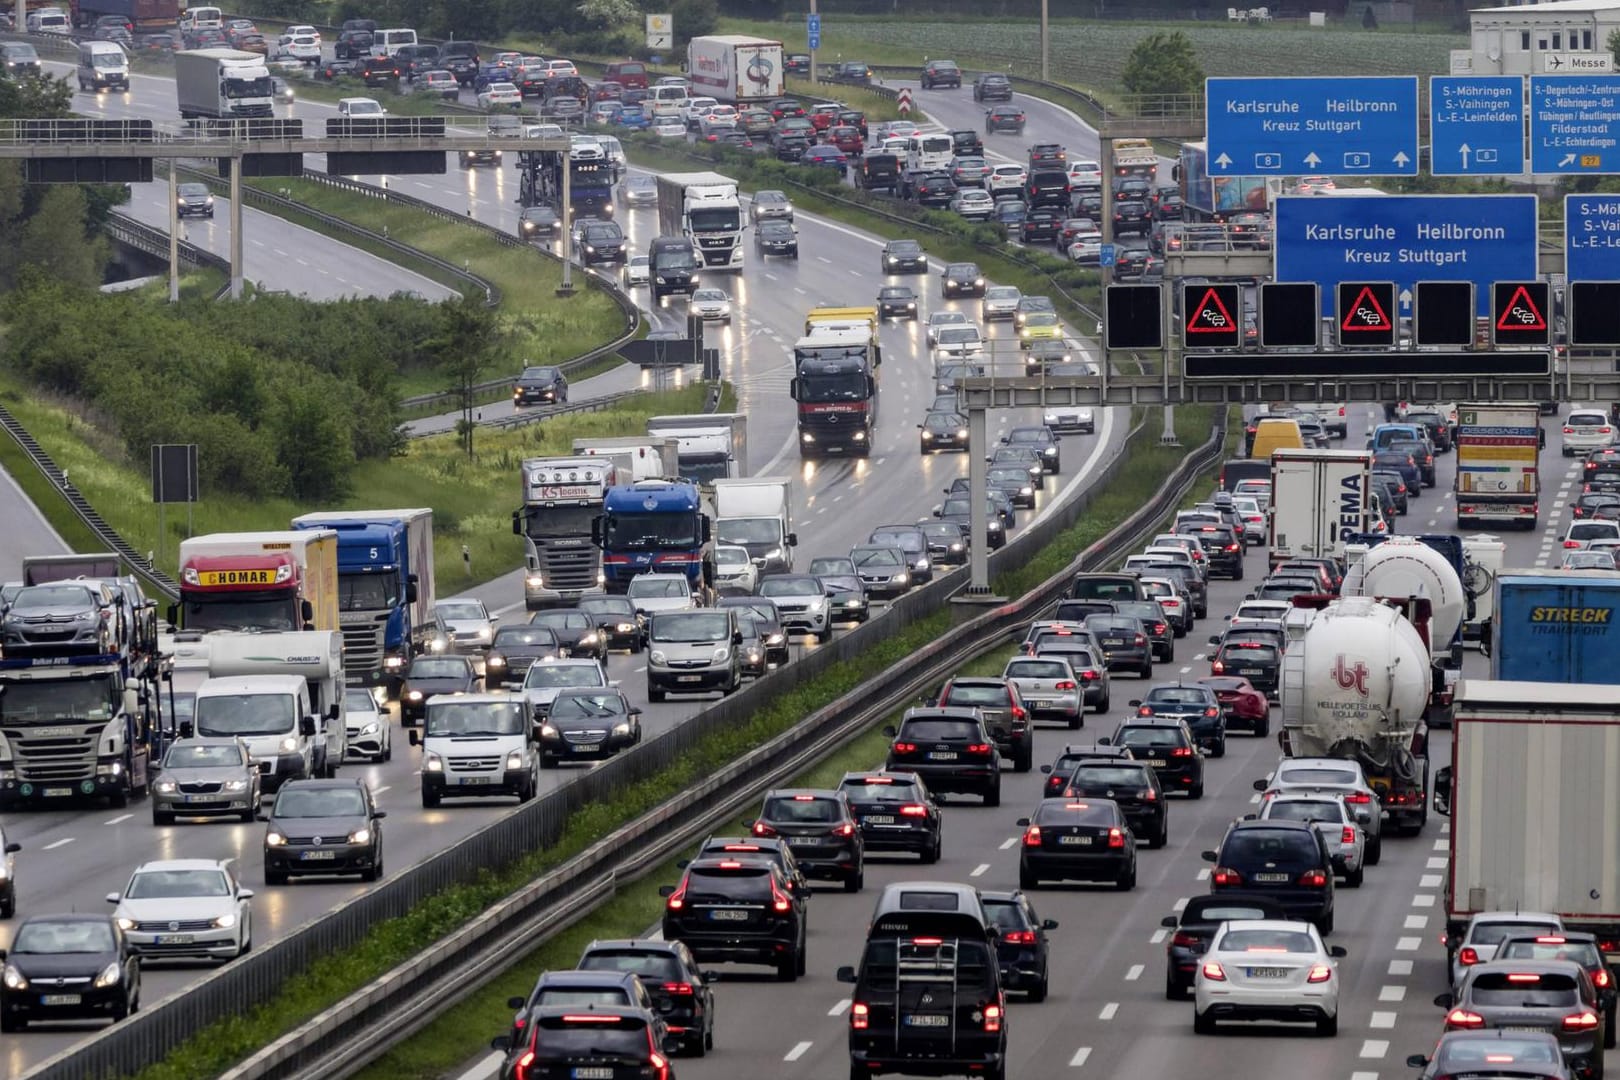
[1341,285,1393,332]
[1187,287,1236,334]
[1496,284,1547,332]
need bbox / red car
[808,104,841,132]
[591,81,624,102]
[1196,676,1269,737]
[830,125,864,154]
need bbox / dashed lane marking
[785,1041,813,1062]
[1379,985,1407,1002]
[1411,894,1435,908]
[830,999,851,1016]
[1388,959,1414,975]
[999,837,1017,850]
[43,838,73,850]
[1172,896,1189,912]
[1196,868,1211,880]
[105,813,132,825]
[1125,964,1143,981]
[1360,1039,1390,1059]
[1098,1003,1118,1021]
[970,863,990,877]
[1426,857,1446,870]
[1069,1048,1092,1067]
[1150,928,1168,944]
[1404,914,1429,930]
[1395,937,1421,952]
[1419,874,1442,888]
[1433,838,1448,851]
[1369,1011,1397,1029]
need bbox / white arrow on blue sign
[807,14,821,33]
[808,33,820,49]
[1530,75,1620,174]
[1429,75,1526,176]
[1099,244,1116,267]
[1205,76,1419,177]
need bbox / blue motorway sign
[808,32,820,49]
[1429,76,1525,176]
[807,14,821,33]
[1205,76,1419,177]
[1273,194,1539,317]
[1099,243,1116,268]
[1530,75,1620,174]
[1566,194,1620,282]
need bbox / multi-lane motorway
[0,73,1135,1076]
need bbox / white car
[1256,791,1365,886]
[701,104,738,128]
[932,325,986,362]
[434,598,498,653]
[1139,576,1191,634]
[520,657,610,716]
[1256,756,1384,863]
[714,544,759,595]
[108,859,253,961]
[540,58,578,78]
[1194,919,1345,1036]
[925,310,972,348]
[1230,496,1267,544]
[1066,231,1104,265]
[681,95,719,127]
[1563,519,1620,552]
[478,82,522,109]
[1231,598,1291,626]
[949,188,994,220]
[1563,408,1616,456]
[1448,911,1564,991]
[343,687,392,762]
[652,117,686,138]
[286,24,321,43]
[1233,478,1272,512]
[987,163,1027,195]
[338,97,387,118]
[689,287,732,322]
[273,33,321,62]
[626,572,696,615]
[1562,549,1617,571]
[1068,159,1102,189]
[1294,175,1336,195]
[1044,400,1096,435]
[622,255,651,288]
[569,134,605,160]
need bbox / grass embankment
[174,406,1221,1080]
[0,378,726,593]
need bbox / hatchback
[1203,820,1336,933]
[836,771,942,863]
[1565,410,1617,456]
[1108,718,1204,798]
[748,789,863,891]
[1438,961,1602,1078]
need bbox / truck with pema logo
[1266,448,1373,569]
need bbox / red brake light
[1306,964,1333,983]
[1566,1010,1602,1031]
[1212,867,1243,886]
[1447,1008,1486,1029]
[1507,973,1542,983]
[1211,660,1225,674]
[1566,540,1582,549]
[1597,970,1612,989]
[834,821,856,837]
[913,937,943,946]
[1458,946,1480,966]
[649,1050,669,1080]
[1155,623,1168,634]
[1171,746,1194,758]
[1204,707,1219,717]
[851,1002,869,1030]
[752,821,777,837]
[1010,705,1026,720]
[1202,961,1226,981]
[666,879,687,910]
[662,982,694,995]
[771,880,792,913]
[1299,869,1328,887]
[1344,792,1371,804]
[1171,930,1199,947]
[968,743,994,755]
[514,1050,536,1080]
[1001,929,1037,945]
[1055,680,1077,690]
[900,804,929,817]
[1536,936,1568,944]
[1143,787,1157,801]
[1107,827,1125,849]
[983,1002,1002,1033]
[1080,669,1098,680]
[1138,706,1153,716]
[1341,826,1357,845]
[1023,825,1043,846]
[893,741,918,753]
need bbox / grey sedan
[152,737,260,825]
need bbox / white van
[179,5,223,31]
[408,693,539,807]
[372,28,418,57]
[26,8,70,33]
[76,40,129,93]
[649,83,688,119]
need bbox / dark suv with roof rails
[690,834,808,896]
[982,890,1057,1002]
[935,676,1031,772]
[1106,717,1204,799]
[1069,572,1147,603]
[1184,523,1244,580]
[490,1004,679,1079]
[1062,754,1168,848]
[884,707,1001,805]
[746,788,864,892]
[659,855,808,980]
[577,937,715,1056]
[1203,818,1337,933]
[837,771,943,864]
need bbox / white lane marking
[817,255,832,263]
[1196,868,1210,881]
[635,665,647,674]
[1193,653,1206,661]
[104,813,133,825]
[1411,894,1435,908]
[1068,1048,1092,1067]
[970,863,990,877]
[829,999,851,1016]
[999,837,1017,850]
[1178,666,1191,674]
[1440,822,1450,834]
[1248,793,1261,804]
[43,838,73,850]
[1419,873,1442,888]
[1150,928,1168,944]
[1379,985,1407,1002]
[1388,959,1414,975]
[374,785,390,795]
[1433,838,1448,851]
[1172,896,1189,912]
[1351,1074,1380,1080]
[785,1041,813,1062]
[1124,964,1143,981]
[1098,1002,1118,1021]
[454,1051,504,1080]
[1360,1039,1390,1059]
[1426,857,1447,870]
[1404,914,1429,929]
[1369,1011,1397,1029]
[1395,936,1422,952]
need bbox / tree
[1608,27,1620,67]
[1121,30,1204,104]
[17,186,107,290]
[669,0,719,50]
[430,295,506,459]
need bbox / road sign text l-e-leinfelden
[1565,194,1620,282]
[1429,75,1526,177]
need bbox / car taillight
[666,880,687,910]
[1566,540,1582,548]
[1080,669,1098,681]
[648,1050,670,1080]
[1055,680,1077,690]
[1446,1008,1486,1029]
[771,881,792,914]
[1566,427,1576,434]
[968,743,994,755]
[1211,660,1225,674]
[834,821,856,836]
[1171,747,1194,757]
[1108,827,1125,849]
[1226,544,1240,552]
[983,1001,1002,1033]
[1171,930,1199,948]
[1306,964,1333,983]
[1566,1010,1602,1032]
[1299,869,1328,887]
[893,742,918,753]
[1344,792,1371,804]
[1598,969,1614,989]
[1213,867,1242,886]
[663,982,694,995]
[1458,946,1480,966]
[513,1049,537,1080]
[752,821,777,837]
[1001,929,1037,945]
[851,1002,870,1030]
[1341,826,1357,845]
[1023,825,1043,846]
[1155,623,1167,635]
[1134,634,1147,645]
[1138,706,1153,716]
[1011,705,1027,720]
[1202,961,1226,981]
[1143,787,1157,801]
[1205,707,1219,717]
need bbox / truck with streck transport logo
[1266,448,1372,568]
[791,307,881,458]
[1488,569,1620,685]
[1453,402,1540,530]
[170,531,339,636]
[1439,678,1620,970]
[686,35,784,105]
[512,456,617,611]
[656,171,744,271]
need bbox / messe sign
[1205,76,1419,177]
[1429,76,1525,176]
[1530,75,1620,173]
[1273,194,1539,317]
[1566,194,1620,282]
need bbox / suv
[922,59,962,88]
[1107,717,1205,798]
[576,220,626,265]
[1210,637,1282,699]
[935,676,1031,772]
[973,72,1013,102]
[646,609,743,702]
[884,707,1001,804]
[1068,572,1147,603]
[1183,523,1244,580]
[491,1005,678,1078]
[1203,819,1337,933]
[748,788,864,891]
[659,855,808,980]
[359,53,400,87]
[576,938,714,1055]
[1133,684,1226,757]
[836,771,942,864]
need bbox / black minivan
[839,882,1008,1080]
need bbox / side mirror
[0,949,7,961]
[732,631,743,645]
[1329,945,1348,958]
[1406,1055,1430,1068]
[662,1034,681,1055]
[1127,699,1142,708]
[1354,810,1371,824]
[786,532,798,547]
[1240,813,1256,821]
[105,892,121,903]
[1042,918,1058,930]
[1039,764,1052,774]
[836,965,858,984]
[1160,915,1178,928]
[299,717,316,737]
[327,704,340,721]
[629,707,642,717]
[741,818,755,828]
[1252,779,1268,792]
[2,842,18,855]
[490,1035,513,1052]
[1208,635,1220,647]
[373,810,387,819]
[658,884,675,897]
[881,725,897,737]
[1097,737,1110,745]
[178,720,194,739]
[1200,849,1217,862]
[1015,816,1030,827]
[166,602,178,627]
[1000,436,1009,444]
[237,888,254,900]
[507,996,525,1010]
[1433,992,1454,1009]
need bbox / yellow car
[1018,311,1063,349]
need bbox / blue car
[473,63,511,93]
[800,145,849,176]
[1371,448,1422,494]
[994,199,1026,235]
[616,103,650,130]
[1132,683,1226,756]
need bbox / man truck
[655,172,744,271]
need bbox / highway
[0,464,70,582]
[0,71,1133,1076]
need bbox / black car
[399,654,481,723]
[922,59,962,89]
[1202,818,1337,933]
[439,40,480,83]
[576,221,626,265]
[1040,742,1128,797]
[1017,796,1137,890]
[1021,208,1063,245]
[784,53,811,77]
[659,855,807,980]
[1160,893,1287,999]
[359,54,401,88]
[0,914,139,1031]
[502,968,659,1045]
[1114,243,1155,280]
[513,364,568,406]
[1371,469,1410,514]
[982,890,1057,1001]
[1113,199,1151,236]
[917,520,969,566]
[578,937,716,1055]
[985,104,1025,134]
[175,181,214,219]
[775,132,811,162]
[837,770,942,863]
[691,835,809,898]
[942,261,986,299]
[1133,684,1226,757]
[260,778,386,884]
[491,1005,677,1080]
[528,609,607,661]
[577,595,644,652]
[919,410,969,454]
[884,707,1000,804]
[541,687,641,765]
[1183,522,1244,580]
[1004,425,1061,472]
[517,205,560,240]
[1062,755,1169,848]
[912,172,958,208]
[755,218,798,258]
[747,788,864,890]
[483,625,562,687]
[1115,599,1174,663]
[1113,176,1153,202]
[1109,717,1204,799]
[973,72,1013,102]
[1210,638,1282,699]
[881,238,928,274]
[950,130,985,158]
[334,29,373,59]
[877,284,918,319]
[936,675,1031,771]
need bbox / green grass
[0,377,720,592]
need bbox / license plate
[1146,758,1167,767]
[458,776,489,785]
[787,836,818,846]
[864,815,896,825]
[1058,835,1092,846]
[929,751,958,761]
[1252,872,1290,882]
[677,675,703,683]
[1240,667,1265,675]
[573,1069,615,1080]
[299,850,337,861]
[182,794,212,803]
[574,743,601,753]
[43,787,71,798]
[1103,638,1125,646]
[904,1014,951,1027]
[40,993,80,1006]
[708,909,749,921]
[1246,968,1289,978]
[156,934,195,945]
[1026,698,1053,706]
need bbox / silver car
[1002,655,1083,728]
[981,285,1022,322]
[1254,756,1384,863]
[343,688,391,762]
[758,575,832,642]
[1448,911,1565,992]
[433,598,497,654]
[1256,791,1365,887]
[646,609,742,701]
[108,858,254,960]
[151,737,260,825]
[521,658,610,717]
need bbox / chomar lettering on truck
[197,569,276,586]
[1337,474,1364,542]
[1530,606,1614,624]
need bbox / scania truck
[512,456,617,611]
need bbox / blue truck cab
[1490,569,1620,684]
[593,480,714,594]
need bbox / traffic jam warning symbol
[1336,281,1396,347]
[1492,280,1551,348]
[1182,283,1242,349]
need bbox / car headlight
[424,751,443,772]
[766,633,784,645]
[1043,447,1057,457]
[385,655,405,670]
[487,654,506,668]
[2,964,27,990]
[406,690,424,701]
[224,778,249,792]
[922,431,933,439]
[265,830,286,847]
[347,827,371,845]
[896,572,910,584]
[505,749,526,770]
[957,428,969,438]
[808,599,826,612]
[612,721,632,736]
[649,650,667,665]
[617,622,636,633]
[540,723,558,738]
[93,960,123,988]
[907,302,916,309]
[155,779,177,794]
[580,632,599,646]
[278,735,298,754]
[712,647,732,662]
[1020,486,1033,497]
[428,638,446,653]
[212,911,237,929]
[950,542,964,552]
[913,558,929,570]
[989,521,1004,531]
[205,196,215,206]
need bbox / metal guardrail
[105,209,231,276]
[405,387,648,441]
[0,403,179,602]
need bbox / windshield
[579,950,682,982]
[424,700,525,736]
[761,578,820,597]
[437,602,486,621]
[343,690,376,714]
[809,558,856,575]
[628,576,688,599]
[764,796,839,822]
[0,673,120,723]
[127,869,229,899]
[1218,928,1317,953]
[937,328,979,345]
[902,718,978,741]
[1277,766,1359,786]
[93,53,123,68]
[534,987,630,1008]
[1070,765,1148,786]
[689,207,740,231]
[652,247,700,271]
[651,613,731,643]
[521,503,596,541]
[796,370,869,402]
[493,628,556,649]
[717,518,782,545]
[1468,971,1581,1007]
[195,693,294,738]
[165,742,243,768]
[1006,660,1067,679]
[13,921,115,954]
[225,74,273,99]
[523,664,603,688]
[338,571,398,611]
[13,584,95,610]
[1469,921,1562,946]
[1266,800,1344,824]
[530,612,588,632]
[408,659,469,679]
[919,135,951,153]
[272,786,366,818]
[531,1018,648,1055]
[180,594,298,632]
[1117,727,1183,749]
[550,692,627,720]
[604,511,699,549]
[715,548,749,567]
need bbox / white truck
[1266,448,1373,568]
[1453,401,1541,530]
[571,437,680,483]
[713,477,797,574]
[686,35,785,105]
[175,48,275,120]
[655,172,744,271]
[190,630,346,790]
[1441,679,1620,968]
[647,413,748,487]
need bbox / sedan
[1019,311,1064,347]
[1196,675,1270,736]
[521,657,610,716]
[950,188,995,220]
[754,218,799,258]
[539,688,641,765]
[620,174,657,207]
[1017,797,1136,890]
[0,915,139,1031]
[689,287,732,321]
[477,82,522,109]
[528,609,607,661]
[1004,425,1060,472]
[483,625,563,687]
[751,189,794,222]
[621,254,651,288]
[260,778,386,884]
[1133,683,1225,756]
[108,859,253,961]
[434,598,497,654]
[1044,399,1096,435]
[917,410,969,455]
[801,145,849,176]
[1193,919,1347,1036]
[877,285,919,319]
[150,736,260,825]
[985,104,1026,134]
[518,205,560,241]
[399,655,481,724]
[882,238,928,273]
[941,262,986,299]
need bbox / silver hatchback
[1002,655,1082,728]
